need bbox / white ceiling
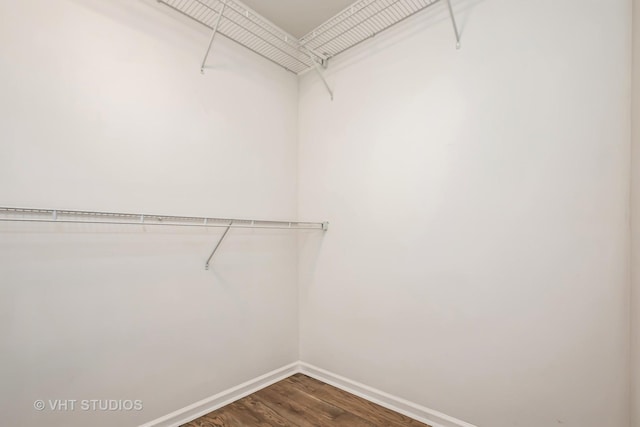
[239,0,357,38]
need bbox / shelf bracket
[445,0,461,49]
[201,0,227,74]
[204,221,232,270]
[302,47,334,101]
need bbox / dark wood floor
[182,373,431,427]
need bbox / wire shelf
[299,0,441,59]
[0,207,328,270]
[0,207,327,230]
[157,0,457,76]
[158,0,319,74]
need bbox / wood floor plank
[286,374,431,427]
[285,373,324,394]
[199,404,248,427]
[213,400,284,427]
[253,383,342,426]
[182,374,431,427]
[255,387,376,427]
[270,378,378,427]
[183,417,218,427]
[237,395,293,426]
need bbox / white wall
[298,0,632,426]
[633,0,640,424]
[0,1,299,426]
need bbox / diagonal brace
[205,221,232,270]
[201,0,227,74]
[301,47,334,101]
[445,0,461,49]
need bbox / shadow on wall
[68,0,209,49]
[298,229,327,290]
[66,0,288,79]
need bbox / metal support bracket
[304,46,330,69]
[201,0,227,74]
[204,221,232,270]
[302,47,334,101]
[445,0,461,49]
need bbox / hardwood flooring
[182,373,431,427]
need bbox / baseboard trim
[299,362,477,427]
[138,362,299,427]
[140,361,475,427]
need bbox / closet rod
[0,207,328,231]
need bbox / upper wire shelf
[299,0,442,59]
[157,0,458,76]
[158,0,321,74]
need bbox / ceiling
[239,0,357,38]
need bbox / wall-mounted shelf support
[201,0,227,73]
[302,47,333,101]
[305,47,330,69]
[205,221,232,270]
[445,0,461,49]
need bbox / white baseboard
[299,362,477,427]
[138,362,299,427]
[140,361,475,427]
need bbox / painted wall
[298,0,632,426]
[633,0,640,424]
[0,1,299,426]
